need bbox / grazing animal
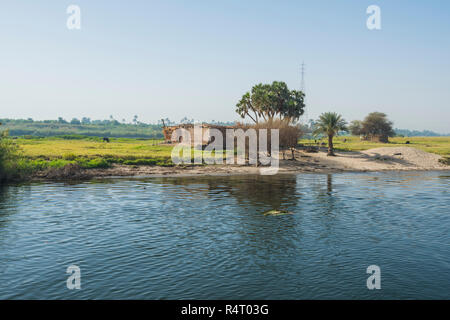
[321,142,326,146]
[343,138,347,143]
[103,137,110,143]
[405,141,410,144]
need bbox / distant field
[17,137,170,160]
[15,137,174,169]
[300,136,450,156]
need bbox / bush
[237,119,302,150]
[438,157,450,165]
[77,158,111,169]
[62,153,77,160]
[0,132,20,181]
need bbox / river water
[0,171,449,299]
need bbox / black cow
[103,137,110,143]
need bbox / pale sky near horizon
[0,1,449,133]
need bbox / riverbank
[30,147,449,181]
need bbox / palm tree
[313,112,348,156]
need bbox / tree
[57,117,68,124]
[313,112,348,156]
[180,117,194,124]
[361,112,394,141]
[70,118,81,125]
[349,120,363,136]
[236,81,305,124]
[81,117,91,125]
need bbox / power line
[300,61,308,124]
[300,61,305,92]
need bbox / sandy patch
[303,147,447,171]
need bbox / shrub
[62,153,77,160]
[439,157,450,165]
[237,119,302,150]
[0,132,20,181]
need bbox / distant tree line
[0,118,163,138]
[0,117,239,139]
[393,129,449,137]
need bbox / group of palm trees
[312,112,348,156]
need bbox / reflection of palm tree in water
[327,174,332,195]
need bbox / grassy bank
[4,135,448,180]
[300,136,450,156]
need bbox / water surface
[0,171,449,299]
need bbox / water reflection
[327,174,332,194]
[0,183,19,229]
[156,174,299,210]
[0,172,449,299]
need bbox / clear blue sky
[1,0,449,132]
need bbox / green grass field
[300,136,450,156]
[17,137,171,160]
[14,137,174,170]
[13,135,450,171]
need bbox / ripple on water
[0,171,449,299]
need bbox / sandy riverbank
[32,147,448,180]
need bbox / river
[0,171,449,299]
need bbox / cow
[103,137,110,143]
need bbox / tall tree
[313,112,348,156]
[70,118,81,125]
[236,81,305,124]
[349,120,363,136]
[361,112,395,140]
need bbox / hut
[162,124,234,147]
[360,134,389,143]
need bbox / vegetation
[0,129,20,182]
[313,112,348,156]
[349,120,363,136]
[17,136,174,168]
[1,87,449,179]
[236,81,305,124]
[354,112,395,142]
[394,128,449,137]
[0,118,164,139]
[1,133,448,181]
[439,157,450,165]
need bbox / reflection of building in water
[156,174,299,210]
[154,175,301,251]
[226,175,299,210]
